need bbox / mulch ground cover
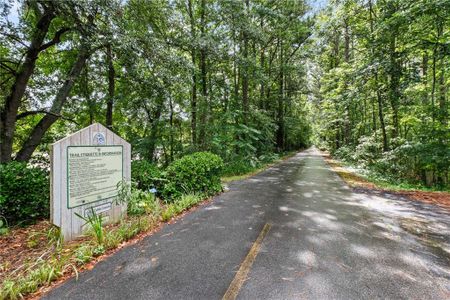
[0,221,54,283]
[0,196,213,299]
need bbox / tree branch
[38,27,71,52]
[16,110,79,124]
[0,62,17,75]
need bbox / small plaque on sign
[85,202,112,217]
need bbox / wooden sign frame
[50,123,131,241]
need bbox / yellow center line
[223,223,272,300]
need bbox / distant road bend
[44,148,450,300]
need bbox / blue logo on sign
[93,132,106,145]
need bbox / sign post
[50,123,131,241]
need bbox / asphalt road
[43,148,450,300]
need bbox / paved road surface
[44,148,450,299]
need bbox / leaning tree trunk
[0,7,56,163]
[15,43,90,162]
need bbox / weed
[74,244,94,266]
[26,234,40,249]
[0,191,206,300]
[161,204,177,221]
[75,208,104,245]
[117,180,163,216]
[0,260,65,300]
[92,245,105,257]
[0,279,20,300]
[0,216,9,236]
[117,220,139,241]
[104,229,123,250]
[46,225,64,250]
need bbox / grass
[221,172,262,183]
[331,157,449,192]
[365,173,449,192]
[221,151,297,183]
[0,192,207,300]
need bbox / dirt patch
[396,191,450,211]
[322,153,450,211]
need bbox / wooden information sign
[50,123,131,241]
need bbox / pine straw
[322,153,450,211]
[0,221,54,282]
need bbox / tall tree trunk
[388,35,400,138]
[332,28,340,68]
[343,19,351,144]
[187,0,197,146]
[372,93,377,135]
[431,46,437,123]
[233,34,239,106]
[375,75,388,151]
[437,23,447,126]
[259,35,265,109]
[0,5,56,163]
[223,72,229,112]
[276,39,284,150]
[438,53,447,126]
[241,0,249,124]
[422,51,428,107]
[106,44,115,129]
[82,65,94,124]
[344,20,350,63]
[369,0,388,151]
[15,43,90,162]
[145,97,163,162]
[169,97,174,163]
[198,0,207,148]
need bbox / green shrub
[117,181,160,216]
[222,160,257,176]
[333,146,355,163]
[162,152,223,200]
[0,162,49,225]
[131,160,164,191]
[127,189,159,216]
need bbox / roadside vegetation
[310,0,449,190]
